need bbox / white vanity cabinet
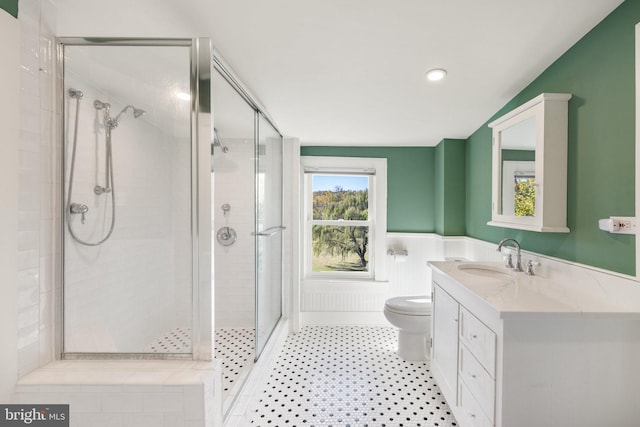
[432,285,496,427]
[431,286,459,400]
[429,261,640,427]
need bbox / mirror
[488,93,571,232]
[499,115,536,217]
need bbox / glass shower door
[60,41,195,356]
[255,113,283,358]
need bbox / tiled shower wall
[62,72,192,353]
[17,0,195,367]
[213,139,255,329]
[17,0,58,377]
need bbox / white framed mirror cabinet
[488,93,572,232]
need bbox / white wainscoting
[300,233,640,326]
[300,233,469,326]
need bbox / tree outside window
[514,177,535,216]
[311,175,370,273]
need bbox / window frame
[301,156,387,281]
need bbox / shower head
[113,105,146,124]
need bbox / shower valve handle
[70,203,89,224]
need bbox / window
[501,160,535,217]
[302,156,387,280]
[513,172,536,217]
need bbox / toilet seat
[384,295,432,316]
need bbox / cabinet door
[432,285,459,401]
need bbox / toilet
[384,295,432,361]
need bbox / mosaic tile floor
[248,326,457,426]
[216,328,255,398]
[147,326,191,353]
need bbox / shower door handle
[252,225,286,237]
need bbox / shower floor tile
[147,326,191,353]
[216,328,255,398]
[248,326,457,426]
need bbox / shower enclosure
[59,38,283,363]
[211,56,283,370]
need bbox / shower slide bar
[252,225,286,237]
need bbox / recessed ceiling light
[176,91,191,101]
[425,68,447,82]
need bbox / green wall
[435,139,466,235]
[502,150,535,162]
[0,1,18,18]
[466,0,638,275]
[300,1,638,275]
[300,146,435,232]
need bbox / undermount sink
[456,263,513,280]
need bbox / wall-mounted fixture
[387,248,408,263]
[598,216,637,234]
[217,203,237,246]
[488,93,572,232]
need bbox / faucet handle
[525,260,540,276]
[503,253,513,269]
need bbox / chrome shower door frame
[56,37,214,360]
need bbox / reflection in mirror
[499,115,536,217]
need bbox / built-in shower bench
[11,360,223,427]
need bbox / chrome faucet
[497,238,523,272]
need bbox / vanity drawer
[458,379,494,427]
[459,307,496,377]
[459,343,495,424]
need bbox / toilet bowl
[384,295,432,361]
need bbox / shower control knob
[70,203,88,214]
[70,203,89,224]
[216,226,237,246]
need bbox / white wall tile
[17,343,39,377]
[18,304,39,329]
[162,413,186,427]
[18,230,39,251]
[38,326,54,366]
[61,75,192,353]
[101,393,143,413]
[17,324,39,350]
[78,413,123,427]
[142,393,184,413]
[213,139,255,328]
[183,386,205,421]
[17,284,38,309]
[122,413,163,427]
[61,393,103,413]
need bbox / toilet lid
[385,295,432,315]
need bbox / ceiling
[56,0,625,146]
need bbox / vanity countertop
[428,261,640,319]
